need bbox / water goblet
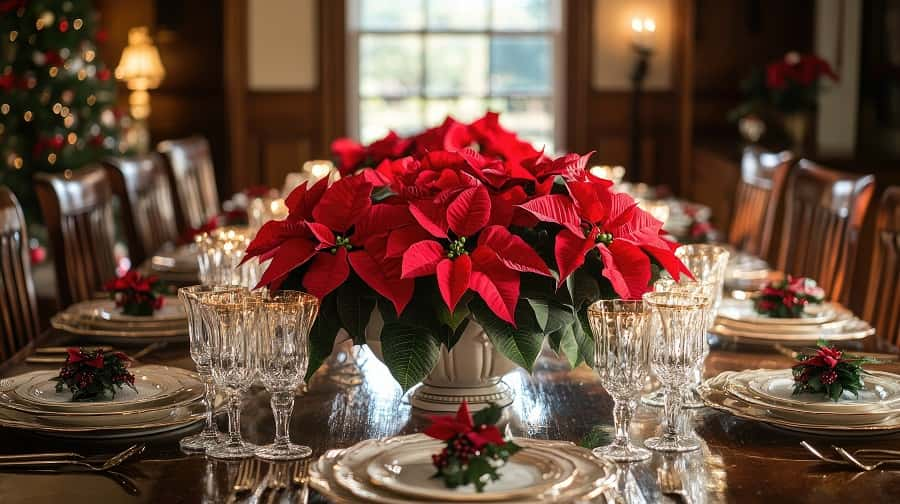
[643,291,709,453]
[674,244,730,311]
[644,278,717,409]
[255,290,320,460]
[587,300,654,462]
[178,285,248,452]
[202,290,259,459]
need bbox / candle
[282,160,340,196]
[589,165,626,185]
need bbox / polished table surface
[1,332,899,504]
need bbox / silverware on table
[0,452,86,462]
[25,341,168,364]
[832,446,900,471]
[0,444,145,472]
[226,458,261,504]
[774,343,899,362]
[657,466,691,504]
[801,441,848,465]
[130,341,168,361]
[35,346,114,354]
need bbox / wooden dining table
[0,330,899,504]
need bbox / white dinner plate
[717,298,836,325]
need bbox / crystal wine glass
[255,290,320,460]
[202,290,259,459]
[587,299,653,462]
[643,291,709,453]
[177,285,248,452]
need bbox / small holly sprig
[104,270,164,316]
[792,340,879,402]
[425,401,521,492]
[52,348,136,401]
[754,275,825,318]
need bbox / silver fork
[658,466,692,504]
[0,444,145,471]
[802,442,900,465]
[225,458,260,504]
[833,446,900,471]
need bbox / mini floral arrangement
[242,113,690,388]
[104,270,165,316]
[52,348,136,401]
[731,52,839,119]
[754,276,825,318]
[425,401,521,492]
[792,340,878,402]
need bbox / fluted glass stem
[226,393,243,446]
[611,397,636,449]
[271,391,294,448]
[199,368,218,439]
[662,385,683,442]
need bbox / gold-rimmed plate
[710,317,874,345]
[700,373,900,436]
[67,297,186,324]
[717,299,837,325]
[50,314,188,340]
[316,434,615,504]
[0,366,203,416]
[365,439,576,502]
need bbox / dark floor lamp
[628,17,655,183]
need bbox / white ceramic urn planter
[364,309,517,412]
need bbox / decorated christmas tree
[0,0,122,220]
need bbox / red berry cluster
[53,348,135,401]
[432,434,481,469]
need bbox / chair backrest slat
[157,136,220,231]
[863,187,900,346]
[728,147,793,259]
[35,166,119,308]
[0,187,41,362]
[104,153,179,265]
[776,160,874,306]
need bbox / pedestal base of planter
[409,379,514,412]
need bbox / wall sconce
[115,27,165,152]
[628,16,655,182]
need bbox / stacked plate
[148,244,200,283]
[0,365,216,438]
[700,369,900,436]
[711,298,875,345]
[723,251,771,292]
[51,296,188,342]
[310,434,617,503]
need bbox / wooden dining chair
[863,187,900,346]
[728,147,794,259]
[0,187,41,363]
[157,136,220,232]
[776,160,875,306]
[35,166,119,308]
[104,153,179,265]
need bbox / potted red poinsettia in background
[730,52,838,151]
[243,112,690,411]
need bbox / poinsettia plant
[242,113,690,389]
[53,348,136,401]
[792,340,878,402]
[754,276,825,318]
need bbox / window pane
[360,35,423,96]
[425,35,488,97]
[427,0,488,30]
[425,98,488,125]
[491,0,553,31]
[360,98,424,143]
[487,97,554,152]
[490,36,552,94]
[360,0,424,30]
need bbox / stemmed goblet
[201,290,259,459]
[255,290,320,461]
[178,285,248,452]
[587,300,654,462]
[643,291,709,453]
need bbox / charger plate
[365,439,576,501]
[310,434,616,504]
[710,318,874,345]
[717,299,836,325]
[724,369,900,425]
[699,372,900,436]
[0,365,203,416]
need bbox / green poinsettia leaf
[472,403,503,427]
[549,323,579,369]
[526,299,550,331]
[380,321,441,392]
[305,295,342,381]
[469,299,543,372]
[336,282,376,345]
[574,310,595,366]
[579,424,613,449]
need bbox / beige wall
[592,0,673,90]
[248,0,318,91]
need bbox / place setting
[711,275,876,346]
[699,339,900,437]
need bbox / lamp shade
[115,27,165,90]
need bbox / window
[348,0,562,153]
